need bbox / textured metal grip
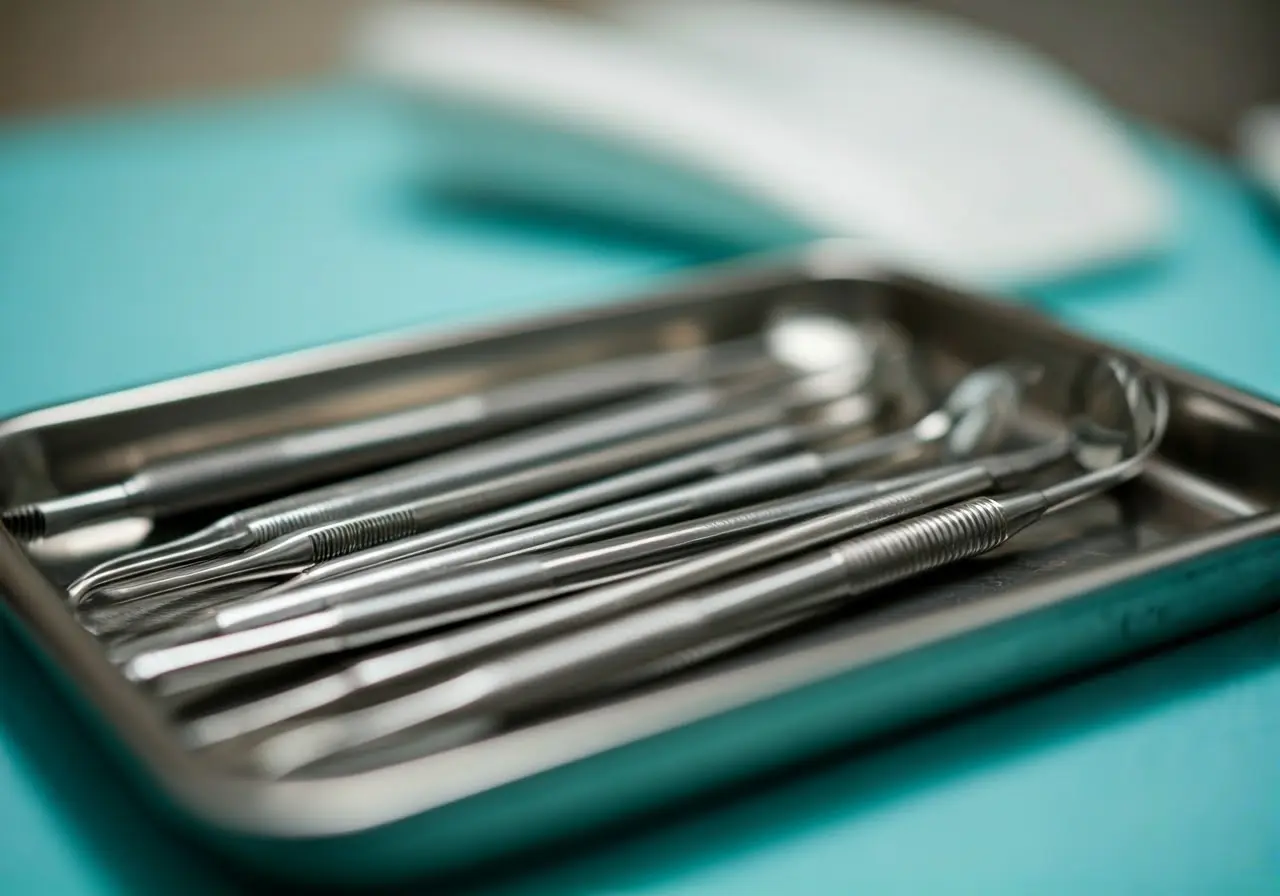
[306,508,419,563]
[247,499,363,544]
[830,496,1011,594]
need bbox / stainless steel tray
[2,242,1279,884]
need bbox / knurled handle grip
[829,496,1011,594]
[305,508,420,563]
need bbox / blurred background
[3,0,1279,147]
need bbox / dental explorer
[77,406,805,631]
[189,357,1038,605]
[249,367,1168,776]
[111,357,1032,679]
[2,346,758,542]
[170,471,959,743]
[113,467,947,663]
[141,463,990,706]
[177,354,1150,744]
[66,375,793,601]
[65,312,894,596]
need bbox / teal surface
[0,83,1278,892]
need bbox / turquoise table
[1,83,1278,893]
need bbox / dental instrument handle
[477,495,1048,708]
[323,458,845,631]
[69,383,756,599]
[5,351,728,542]
[334,468,993,666]
[292,428,961,593]
[135,471,942,706]
[247,444,855,613]
[175,469,988,746]
[125,467,987,703]
[120,449,834,627]
[82,408,793,607]
[271,413,810,590]
[277,458,1018,640]
[251,494,1039,775]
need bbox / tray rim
[1,239,1279,855]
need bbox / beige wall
[0,0,374,116]
[1,0,1277,146]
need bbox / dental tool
[153,464,985,711]
[220,357,1035,600]
[84,392,877,609]
[2,347,756,542]
[180,354,1154,749]
[114,468,943,665]
[67,378,779,601]
[78,406,797,631]
[249,365,1167,776]
[67,313,886,597]
[115,358,1032,695]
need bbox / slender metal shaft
[5,348,749,542]
[259,411,968,599]
[114,472,938,663]
[595,583,854,695]
[69,357,1022,599]
[121,453,849,694]
[83,413,807,608]
[120,431,973,653]
[245,368,1170,776]
[177,586,834,757]
[170,468,989,738]
[68,382,769,601]
[249,493,1044,776]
